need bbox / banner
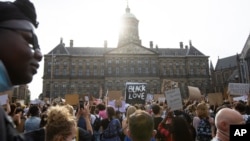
[207,93,223,105]
[125,82,147,104]
[228,83,250,95]
[165,88,183,111]
[108,100,126,113]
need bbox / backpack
[196,118,212,141]
[246,115,250,124]
[102,119,120,139]
[93,115,101,131]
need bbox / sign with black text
[165,88,183,111]
[125,82,147,104]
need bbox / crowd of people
[0,0,250,141]
[1,95,250,141]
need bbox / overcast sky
[11,0,250,100]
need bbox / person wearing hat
[0,0,42,141]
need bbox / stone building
[42,6,210,99]
[210,34,250,97]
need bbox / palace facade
[42,7,210,99]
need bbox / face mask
[0,60,12,92]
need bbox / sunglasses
[0,20,40,50]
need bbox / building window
[108,67,112,74]
[108,60,112,65]
[138,67,142,73]
[123,68,127,73]
[130,67,134,74]
[145,68,149,74]
[71,69,75,76]
[116,60,119,64]
[116,67,119,75]
[78,69,82,76]
[101,69,104,75]
[55,68,59,75]
[190,69,194,75]
[152,68,156,74]
[86,69,90,76]
[63,68,67,75]
[170,69,173,76]
[94,69,97,76]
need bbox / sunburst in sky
[8,0,250,100]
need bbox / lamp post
[50,52,55,102]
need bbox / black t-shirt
[153,116,163,138]
[24,127,92,141]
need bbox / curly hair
[45,105,76,141]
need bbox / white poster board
[228,83,250,95]
[165,88,183,111]
[0,94,8,105]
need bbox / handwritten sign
[146,93,153,102]
[165,88,183,111]
[65,94,79,105]
[228,83,250,95]
[207,93,223,105]
[125,82,147,104]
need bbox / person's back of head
[171,117,193,141]
[128,110,155,141]
[46,105,77,141]
[214,108,245,141]
[234,102,246,114]
[28,105,39,117]
[151,104,161,115]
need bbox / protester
[127,110,156,141]
[151,104,163,141]
[0,0,42,140]
[192,102,214,141]
[212,108,245,141]
[100,106,121,141]
[24,105,77,141]
[122,106,137,141]
[24,105,40,132]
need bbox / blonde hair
[196,102,209,118]
[126,106,137,119]
[46,105,76,141]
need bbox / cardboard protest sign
[153,94,165,102]
[108,100,126,113]
[188,86,202,100]
[0,94,8,105]
[165,88,183,111]
[108,91,122,101]
[233,95,248,102]
[228,83,250,95]
[146,93,153,102]
[0,90,13,103]
[207,93,223,105]
[125,82,147,104]
[65,94,79,105]
[161,79,178,93]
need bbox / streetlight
[50,52,56,102]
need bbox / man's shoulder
[24,128,45,141]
